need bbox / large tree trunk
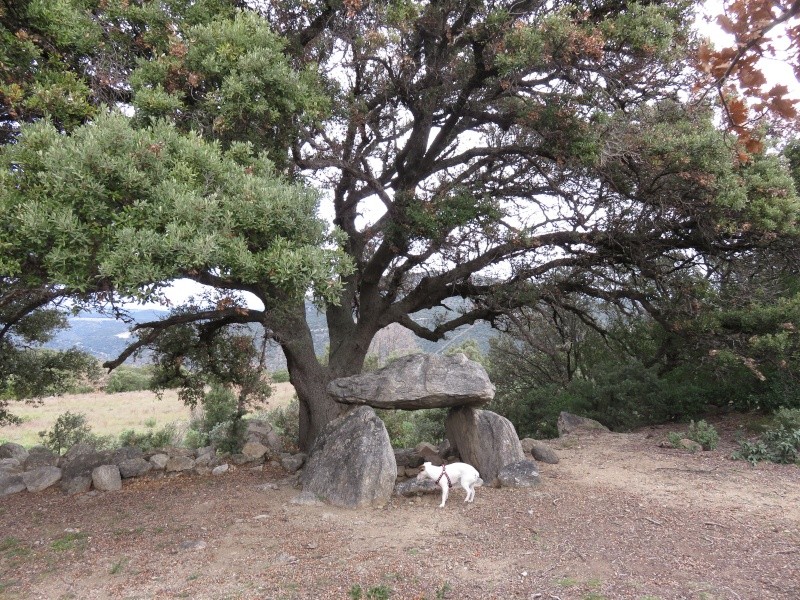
[276,301,378,451]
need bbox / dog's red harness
[435,464,452,488]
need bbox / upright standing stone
[301,406,397,508]
[445,407,525,486]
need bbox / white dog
[417,461,483,507]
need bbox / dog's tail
[474,477,484,488]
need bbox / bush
[38,411,93,455]
[667,420,719,451]
[686,420,720,450]
[733,408,800,465]
[183,428,209,450]
[105,365,153,393]
[182,385,246,453]
[263,396,300,449]
[207,419,246,454]
[377,408,447,448]
[270,369,291,383]
[118,424,177,452]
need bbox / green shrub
[348,585,392,600]
[183,385,244,452]
[202,385,239,427]
[118,424,177,452]
[733,409,800,465]
[264,396,300,447]
[686,420,719,450]
[667,431,697,452]
[105,366,153,393]
[183,428,209,450]
[377,408,447,448]
[667,420,719,451]
[207,419,246,454]
[38,411,93,455]
[270,369,291,383]
[771,407,800,431]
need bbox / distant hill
[45,303,497,369]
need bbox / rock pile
[0,418,306,497]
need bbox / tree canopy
[2,0,800,448]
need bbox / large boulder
[0,473,26,496]
[112,446,143,465]
[119,457,153,479]
[165,456,195,472]
[300,406,397,508]
[557,411,609,436]
[497,460,540,488]
[445,407,525,486]
[0,442,29,463]
[23,446,58,470]
[92,465,122,491]
[61,443,107,478]
[22,466,62,492]
[0,458,22,475]
[328,353,495,410]
[60,443,109,493]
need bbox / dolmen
[300,353,534,508]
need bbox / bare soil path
[1,419,799,600]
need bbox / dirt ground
[1,418,799,600]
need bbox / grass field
[0,382,296,448]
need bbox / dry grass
[0,382,296,448]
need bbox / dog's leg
[462,480,473,503]
[439,483,448,508]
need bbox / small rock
[165,456,195,472]
[557,411,609,436]
[24,446,58,470]
[212,463,230,476]
[149,453,169,470]
[195,446,215,459]
[112,447,143,465]
[280,453,306,473]
[242,441,269,460]
[520,439,559,464]
[273,552,298,564]
[679,438,703,453]
[179,540,207,551]
[230,453,251,466]
[394,478,439,497]
[291,490,325,506]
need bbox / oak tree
[3,1,800,450]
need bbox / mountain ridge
[45,304,496,369]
